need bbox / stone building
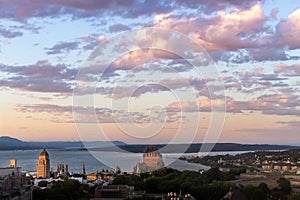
[36,149,50,178]
[0,160,32,200]
[134,146,165,174]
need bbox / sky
[0,0,299,144]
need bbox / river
[0,149,249,174]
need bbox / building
[37,149,50,178]
[87,172,100,181]
[134,146,165,174]
[56,164,68,175]
[0,161,32,200]
[9,160,16,168]
[0,160,22,177]
[143,146,164,167]
[0,174,33,200]
[82,163,86,176]
[114,166,121,174]
[93,185,134,200]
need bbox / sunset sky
[0,0,299,144]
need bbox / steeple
[82,163,86,176]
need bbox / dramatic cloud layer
[0,0,299,142]
[0,60,76,94]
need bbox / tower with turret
[37,149,50,178]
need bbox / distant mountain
[28,140,127,149]
[0,136,127,150]
[0,136,24,144]
[0,136,37,150]
[0,136,299,153]
[93,143,300,153]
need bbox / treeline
[33,179,95,200]
[113,167,242,199]
[32,168,300,200]
[187,149,300,167]
[113,168,298,200]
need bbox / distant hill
[0,136,126,150]
[0,136,37,150]
[28,140,127,149]
[0,136,298,153]
[92,143,300,153]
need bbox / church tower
[82,163,86,176]
[37,149,50,178]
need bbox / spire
[40,148,49,156]
[82,163,86,176]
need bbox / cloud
[220,66,292,92]
[274,9,300,50]
[109,23,131,33]
[0,0,262,23]
[0,0,174,20]
[276,120,300,127]
[248,47,297,62]
[96,77,207,100]
[270,8,279,20]
[154,2,268,52]
[45,41,79,55]
[275,63,300,77]
[0,26,23,38]
[0,60,76,94]
[1,0,297,65]
[16,103,180,124]
[262,109,300,116]
[220,47,299,63]
[165,93,300,116]
[150,3,299,63]
[175,0,260,14]
[166,99,213,112]
[75,34,103,51]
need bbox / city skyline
[0,0,299,144]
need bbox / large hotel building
[37,149,50,178]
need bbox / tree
[290,194,300,200]
[144,177,160,192]
[270,188,287,200]
[33,179,93,200]
[277,177,291,195]
[229,168,246,176]
[258,182,269,194]
[204,167,224,182]
[112,174,145,191]
[242,185,267,200]
[38,180,48,187]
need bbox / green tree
[204,167,224,183]
[229,168,247,176]
[112,174,145,191]
[38,180,48,187]
[33,179,93,200]
[277,177,291,195]
[290,194,300,200]
[144,177,160,192]
[270,188,287,200]
[258,182,269,194]
[242,185,267,200]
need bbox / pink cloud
[270,8,279,20]
[275,63,300,76]
[154,2,268,52]
[0,60,76,94]
[275,9,300,49]
[165,92,300,116]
